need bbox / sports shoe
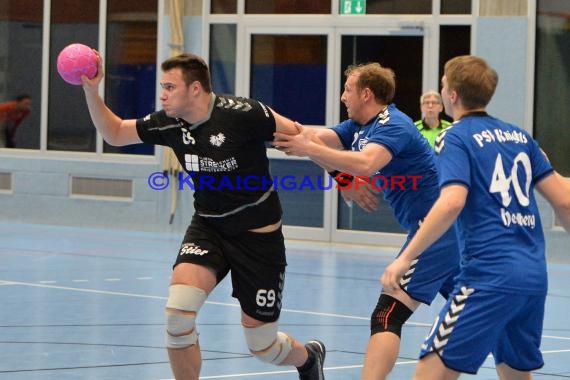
[298,340,326,380]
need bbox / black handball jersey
[136,93,282,232]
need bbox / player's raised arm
[81,53,142,147]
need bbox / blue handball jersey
[436,113,554,295]
[333,104,439,231]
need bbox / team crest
[210,133,226,147]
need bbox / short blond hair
[419,90,442,104]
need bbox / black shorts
[174,215,287,322]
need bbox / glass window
[365,0,431,15]
[103,0,157,155]
[340,35,423,121]
[535,1,570,175]
[338,194,405,233]
[211,0,237,14]
[0,0,43,150]
[270,159,325,227]
[210,24,237,95]
[246,0,331,14]
[441,0,471,14]
[439,25,471,81]
[250,35,327,125]
[48,1,99,152]
[439,26,470,123]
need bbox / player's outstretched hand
[273,124,315,157]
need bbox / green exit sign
[340,0,366,15]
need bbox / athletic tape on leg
[243,322,293,364]
[165,284,207,349]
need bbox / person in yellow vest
[414,90,451,148]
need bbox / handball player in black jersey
[81,53,325,380]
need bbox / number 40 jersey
[435,112,553,295]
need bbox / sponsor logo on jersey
[500,208,536,229]
[184,154,200,171]
[182,155,240,173]
[179,243,209,256]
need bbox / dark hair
[344,63,396,104]
[444,55,498,109]
[161,53,212,93]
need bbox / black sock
[296,347,315,371]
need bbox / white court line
[0,280,370,322]
[541,349,570,354]
[158,361,418,379]
[543,335,570,341]
[0,280,167,300]
[3,280,570,339]
[0,279,432,326]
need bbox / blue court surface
[0,221,569,379]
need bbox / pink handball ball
[56,43,98,85]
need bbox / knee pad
[243,321,293,365]
[370,294,413,337]
[165,284,207,349]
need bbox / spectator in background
[414,90,451,148]
[0,94,32,148]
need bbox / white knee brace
[165,284,207,349]
[243,321,293,365]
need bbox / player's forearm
[306,143,376,177]
[554,174,570,232]
[399,210,456,262]
[83,90,124,145]
[537,172,570,233]
[399,187,465,261]
[309,132,342,172]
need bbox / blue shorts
[399,225,460,304]
[420,286,545,374]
